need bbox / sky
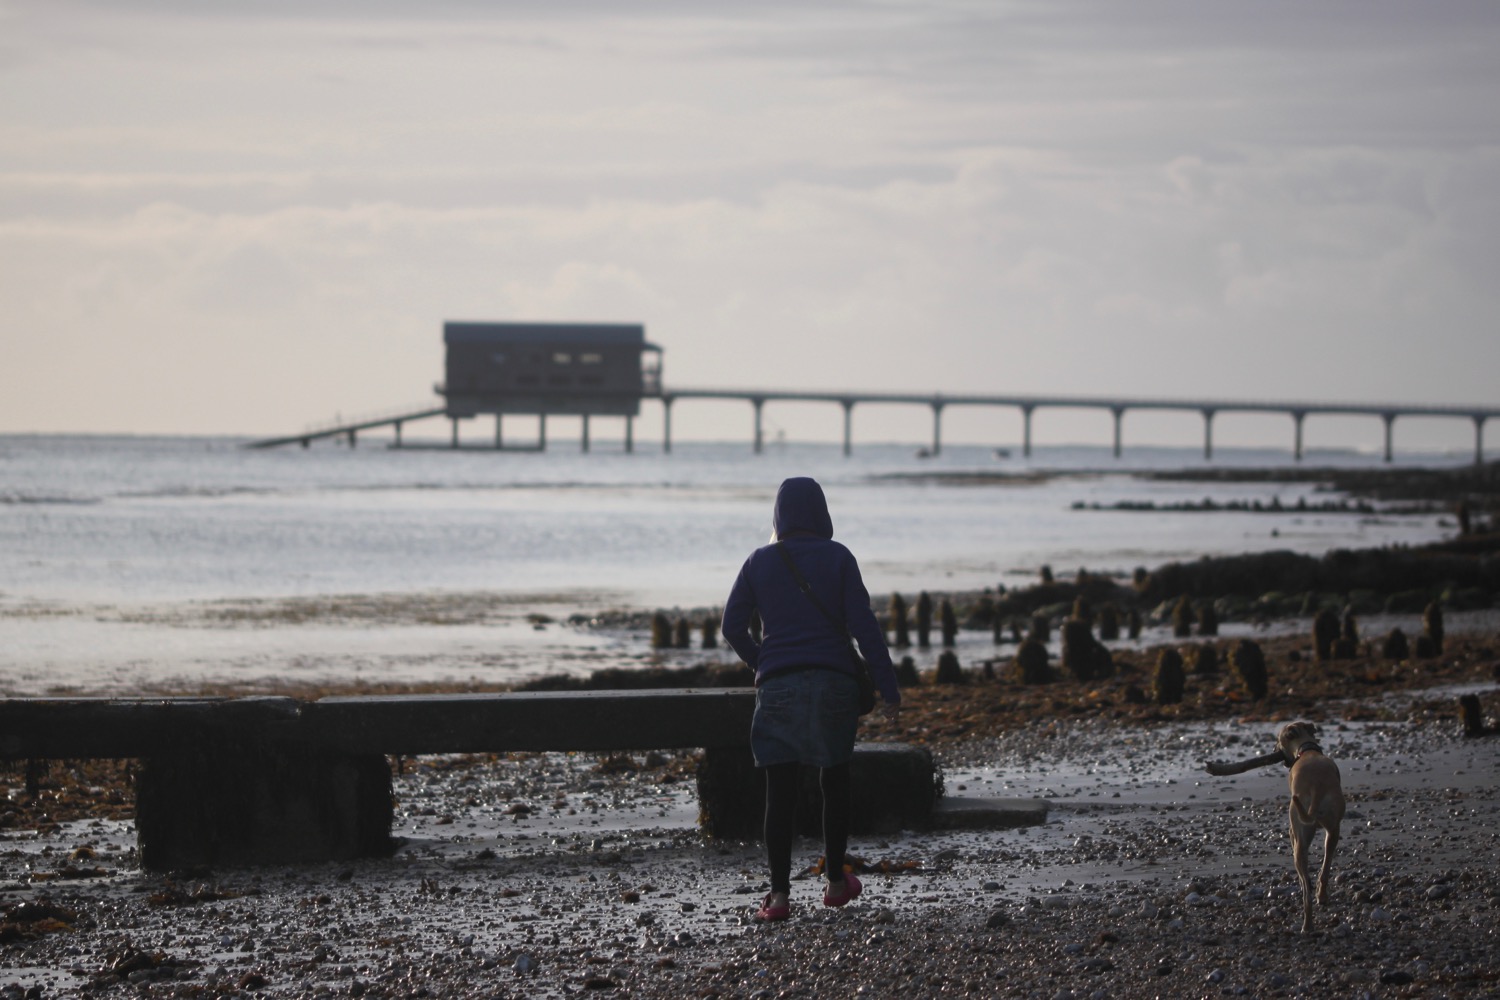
[2,0,1498,452]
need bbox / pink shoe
[754,893,790,922]
[823,873,862,907]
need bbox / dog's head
[1277,721,1319,764]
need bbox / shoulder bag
[775,542,877,716]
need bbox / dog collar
[1296,740,1323,759]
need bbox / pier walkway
[247,389,1500,465]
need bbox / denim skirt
[751,668,860,768]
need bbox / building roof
[444,322,658,350]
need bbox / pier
[250,388,1499,465]
[660,389,1499,465]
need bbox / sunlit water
[0,434,1467,694]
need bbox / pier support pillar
[393,422,403,448]
[581,414,590,453]
[662,398,673,454]
[1382,413,1395,463]
[538,414,547,452]
[1202,409,1215,461]
[625,415,634,454]
[753,399,765,455]
[494,415,503,450]
[1292,411,1305,462]
[1022,406,1034,458]
[930,402,944,458]
[842,401,854,458]
[1475,416,1486,467]
[347,429,357,448]
[450,417,460,450]
[1111,407,1124,459]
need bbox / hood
[772,477,833,540]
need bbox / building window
[580,352,603,364]
[579,375,604,387]
[553,352,573,365]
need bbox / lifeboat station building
[440,321,662,451]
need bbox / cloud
[1,1,1497,443]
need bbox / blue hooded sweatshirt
[721,477,899,704]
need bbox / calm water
[0,434,1464,694]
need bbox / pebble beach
[5,623,1500,999]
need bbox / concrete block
[928,797,1049,831]
[137,746,391,870]
[696,741,938,841]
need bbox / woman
[721,476,901,921]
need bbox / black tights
[764,761,851,895]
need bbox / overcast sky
[2,0,1497,450]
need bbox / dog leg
[1290,809,1316,933]
[1317,824,1339,906]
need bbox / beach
[4,436,1500,997]
[5,619,1500,998]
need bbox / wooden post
[1022,405,1034,458]
[625,415,634,454]
[1383,412,1395,463]
[581,414,590,453]
[753,398,764,454]
[1476,415,1486,467]
[662,398,673,454]
[1111,406,1124,459]
[495,414,503,450]
[1202,409,1215,461]
[842,400,854,457]
[1292,410,1304,462]
[450,417,460,449]
[930,401,943,457]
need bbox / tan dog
[1277,721,1345,933]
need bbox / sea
[0,434,1471,696]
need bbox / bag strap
[775,541,851,641]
